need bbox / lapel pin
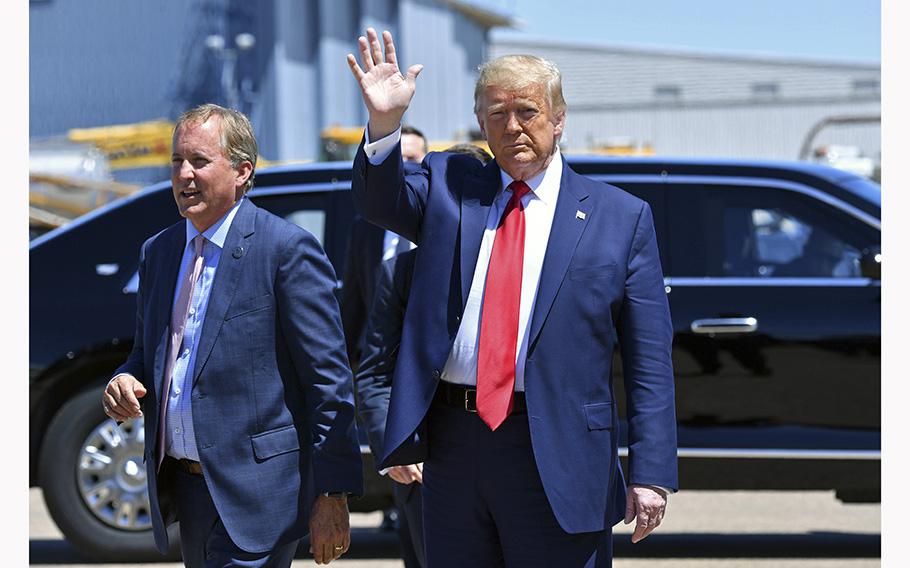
[576,210,586,220]
[232,246,245,259]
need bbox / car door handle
[690,317,758,334]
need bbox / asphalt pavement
[30,488,880,567]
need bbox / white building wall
[490,38,881,161]
[565,101,881,160]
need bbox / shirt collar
[498,148,562,207]
[184,197,245,250]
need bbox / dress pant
[421,402,613,568]
[173,467,299,568]
[393,478,426,568]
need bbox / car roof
[31,156,880,248]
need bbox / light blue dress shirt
[381,230,415,261]
[164,198,244,461]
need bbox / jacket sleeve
[351,138,427,245]
[275,228,364,496]
[618,202,679,492]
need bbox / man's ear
[235,160,253,191]
[553,111,566,140]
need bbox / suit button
[432,369,441,379]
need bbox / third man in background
[341,125,427,567]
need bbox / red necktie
[477,180,532,431]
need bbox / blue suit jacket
[115,199,363,553]
[352,144,678,534]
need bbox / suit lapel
[152,226,186,397]
[459,161,501,310]
[527,163,593,349]
[191,199,257,385]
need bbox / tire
[38,385,180,562]
[835,488,881,504]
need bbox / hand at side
[309,494,351,564]
[624,485,668,543]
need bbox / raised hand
[346,28,423,141]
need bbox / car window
[668,183,878,278]
[724,206,861,278]
[285,210,326,246]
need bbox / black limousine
[30,156,880,560]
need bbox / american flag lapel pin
[576,210,586,220]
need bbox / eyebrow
[486,99,539,112]
[171,151,213,160]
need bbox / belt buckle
[464,389,477,413]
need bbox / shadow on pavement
[30,530,879,564]
[613,532,880,558]
[29,528,401,564]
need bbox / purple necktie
[157,235,205,471]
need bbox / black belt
[169,457,203,475]
[434,382,526,414]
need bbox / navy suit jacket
[115,199,363,554]
[352,144,678,534]
[354,250,417,457]
[340,217,386,369]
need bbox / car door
[665,177,880,456]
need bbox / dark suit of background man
[341,125,426,568]
[103,104,363,567]
[353,145,491,568]
[340,125,426,368]
[347,29,677,567]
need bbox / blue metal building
[29,0,513,182]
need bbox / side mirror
[860,246,881,280]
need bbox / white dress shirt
[365,128,562,392]
[382,230,416,261]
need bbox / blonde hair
[473,54,567,117]
[175,104,258,193]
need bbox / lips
[180,189,201,199]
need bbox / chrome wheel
[76,417,151,531]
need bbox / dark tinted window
[250,190,335,256]
[668,184,879,277]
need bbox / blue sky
[489,0,881,63]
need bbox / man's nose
[176,160,194,180]
[504,112,521,133]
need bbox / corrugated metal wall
[490,38,881,161]
[30,0,491,171]
[29,1,880,170]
